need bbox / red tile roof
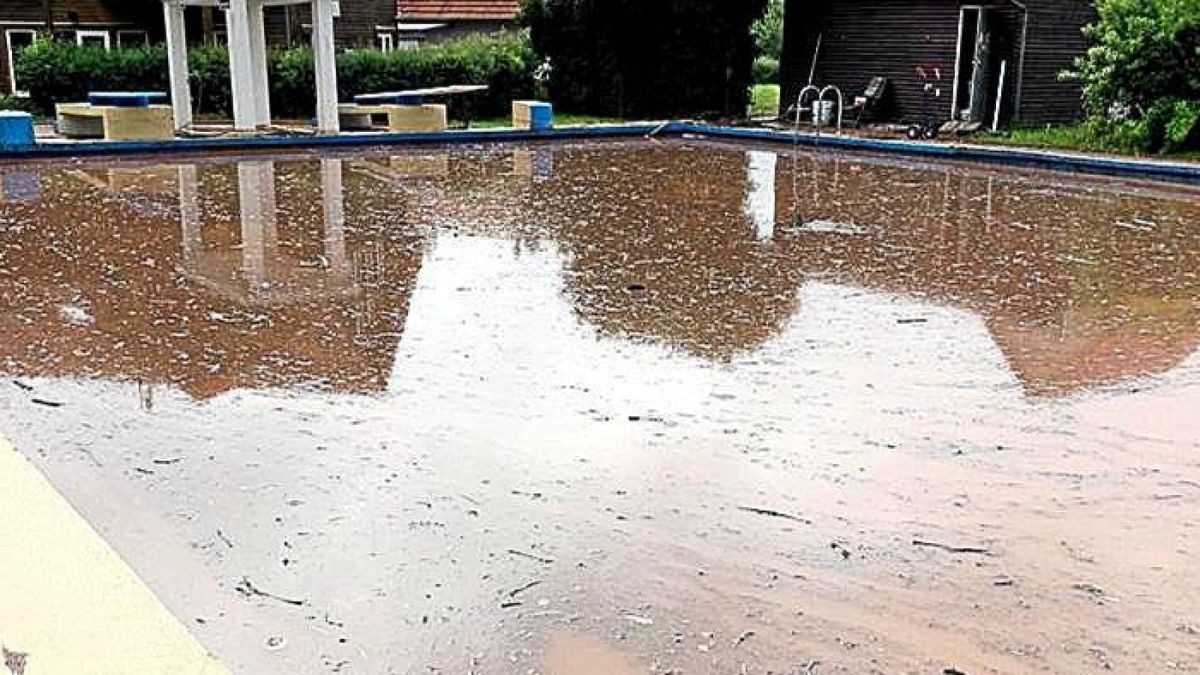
[397,0,520,21]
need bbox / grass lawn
[467,113,624,129]
[975,124,1200,162]
[751,84,780,118]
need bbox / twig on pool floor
[507,549,555,564]
[235,577,305,606]
[737,506,812,525]
[912,539,990,555]
[507,579,543,598]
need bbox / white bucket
[813,100,836,126]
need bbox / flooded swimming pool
[1,139,1198,673]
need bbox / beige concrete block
[386,104,447,133]
[101,105,175,141]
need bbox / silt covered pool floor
[1,139,1199,673]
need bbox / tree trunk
[41,0,54,32]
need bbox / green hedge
[14,35,535,120]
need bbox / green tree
[1071,0,1200,152]
[753,0,785,60]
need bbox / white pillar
[247,0,272,125]
[226,0,258,130]
[311,0,340,133]
[163,0,192,129]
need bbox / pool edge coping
[3,121,1198,186]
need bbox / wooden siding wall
[781,0,1095,127]
[783,0,962,124]
[1015,0,1095,124]
[270,0,397,48]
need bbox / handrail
[795,85,821,131]
[818,85,844,134]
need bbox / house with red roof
[395,0,521,47]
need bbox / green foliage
[1071,0,1200,152]
[0,95,36,114]
[524,0,768,118]
[14,40,167,114]
[753,0,785,61]
[327,35,535,119]
[14,35,535,120]
[753,56,779,84]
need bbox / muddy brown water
[1,139,1199,674]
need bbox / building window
[116,30,149,48]
[76,30,112,50]
[378,32,394,53]
[5,29,36,96]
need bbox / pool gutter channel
[4,121,1199,186]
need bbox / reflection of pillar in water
[178,164,201,269]
[321,158,350,284]
[237,160,278,291]
[745,150,778,241]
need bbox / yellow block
[386,104,447,133]
[101,105,175,141]
[0,436,226,675]
[55,104,175,141]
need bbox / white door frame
[950,5,985,119]
[5,29,37,95]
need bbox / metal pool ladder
[793,84,845,137]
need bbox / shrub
[14,41,168,114]
[14,35,535,120]
[753,56,779,85]
[1070,0,1200,152]
[0,95,36,114]
[524,0,768,118]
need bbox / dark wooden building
[780,0,1097,128]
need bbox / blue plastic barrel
[0,111,35,150]
[528,102,554,131]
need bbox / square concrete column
[311,0,341,133]
[247,0,272,126]
[226,0,260,130]
[162,0,192,129]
